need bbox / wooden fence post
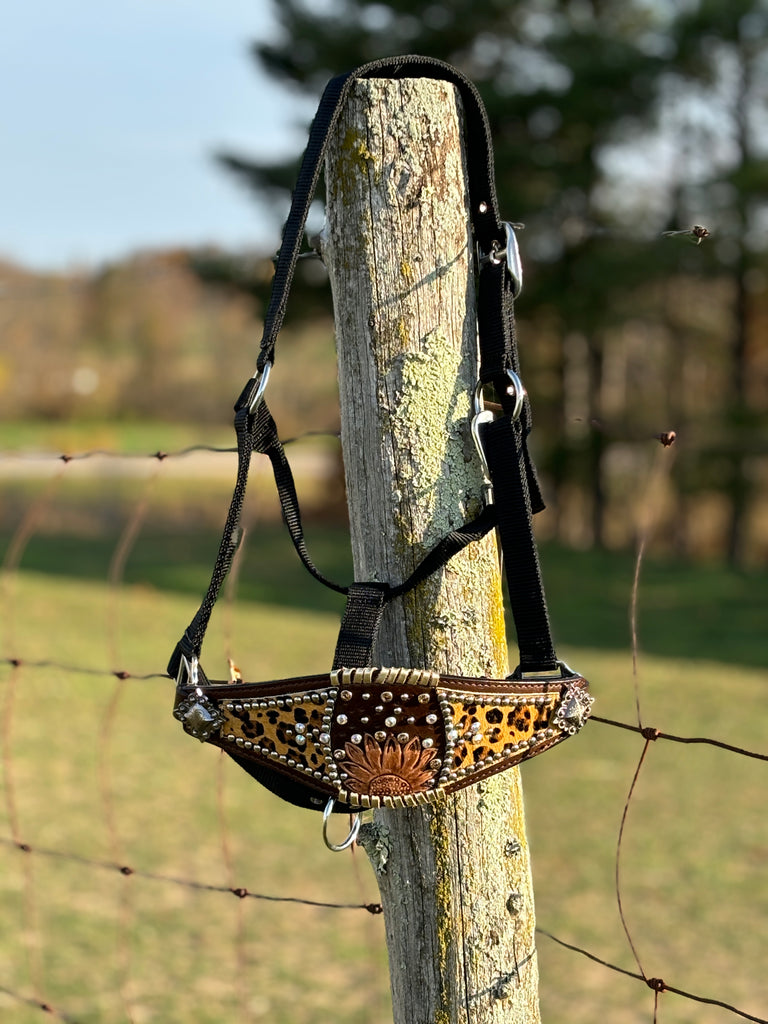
[323,78,542,1023]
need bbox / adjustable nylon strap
[237,54,506,407]
[481,416,558,672]
[171,55,559,681]
[332,583,388,670]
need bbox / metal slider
[176,653,200,689]
[247,360,272,413]
[478,221,524,298]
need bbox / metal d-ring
[322,798,362,852]
[504,369,526,422]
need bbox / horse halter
[167,56,592,848]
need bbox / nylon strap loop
[332,583,389,671]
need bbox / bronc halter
[168,56,592,851]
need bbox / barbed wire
[2,656,764,764]
[2,826,767,1023]
[0,430,341,465]
[0,835,383,913]
[2,437,767,1024]
[536,929,768,1024]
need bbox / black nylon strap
[481,416,558,673]
[236,54,505,406]
[171,55,560,685]
[332,583,388,670]
[387,505,497,601]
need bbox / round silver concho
[174,691,227,742]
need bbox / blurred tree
[659,0,768,564]
[215,0,768,559]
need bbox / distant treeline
[1,247,766,564]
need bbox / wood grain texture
[324,78,541,1024]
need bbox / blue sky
[1,1,315,270]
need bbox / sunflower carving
[341,735,438,797]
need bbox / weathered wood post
[323,78,542,1023]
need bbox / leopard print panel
[446,692,560,775]
[219,690,334,783]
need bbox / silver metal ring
[322,798,361,852]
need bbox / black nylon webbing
[481,416,558,672]
[171,54,561,686]
[236,54,505,407]
[332,583,388,670]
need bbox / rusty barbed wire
[0,836,382,913]
[2,655,764,762]
[0,430,341,465]
[0,983,81,1023]
[536,929,768,1024]
[2,430,767,1023]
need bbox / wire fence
[1,439,766,1024]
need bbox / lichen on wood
[324,77,541,1024]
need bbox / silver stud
[421,738,434,749]
[381,691,393,702]
[340,690,352,701]
[425,713,438,724]
[406,717,416,724]
[418,693,430,704]
[362,692,371,701]
[397,732,410,743]
[400,693,410,701]
[295,734,306,746]
[375,705,384,713]
[333,749,345,760]
[361,716,369,724]
[336,714,348,725]
[393,707,402,715]
[351,733,362,744]
[375,730,387,742]
[319,732,330,744]
[384,716,397,728]
[295,722,306,733]
[429,758,442,770]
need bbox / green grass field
[1,496,767,1022]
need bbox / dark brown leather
[174,665,592,809]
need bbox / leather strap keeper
[174,665,592,812]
